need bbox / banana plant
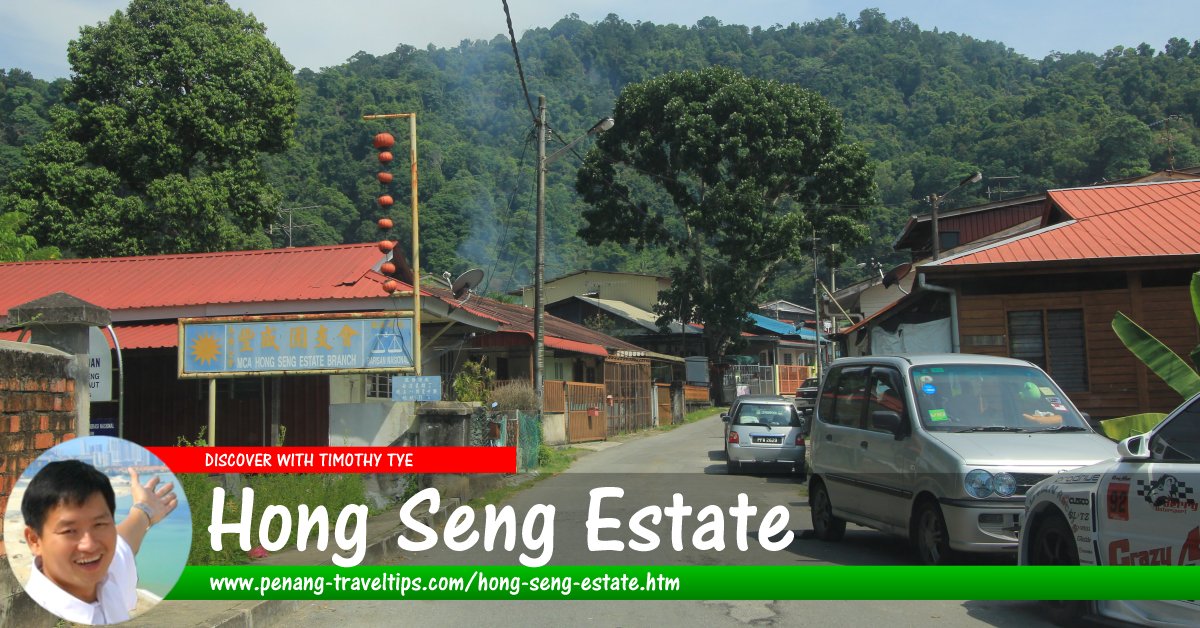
[1101,271,1200,439]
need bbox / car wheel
[1028,512,1079,566]
[726,459,740,475]
[809,480,845,541]
[1028,511,1088,624]
[913,501,955,566]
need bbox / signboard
[88,327,112,402]
[179,313,415,378]
[90,417,117,437]
[391,375,443,402]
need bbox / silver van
[808,354,1116,565]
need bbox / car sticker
[929,408,948,422]
[922,383,937,395]
[1137,475,1199,513]
[1050,403,1069,412]
[1039,386,1055,396]
[1107,481,1130,520]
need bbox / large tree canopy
[576,66,875,368]
[2,0,297,256]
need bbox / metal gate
[604,357,653,435]
[722,364,774,400]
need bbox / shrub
[453,358,494,402]
[490,381,538,412]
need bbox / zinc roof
[0,244,388,318]
[936,180,1200,267]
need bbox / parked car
[723,395,807,477]
[1020,391,1200,626]
[794,377,821,415]
[807,354,1117,565]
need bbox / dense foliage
[1,0,297,257]
[2,9,1198,304]
[576,67,873,363]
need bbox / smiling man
[20,459,177,625]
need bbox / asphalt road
[268,414,1063,627]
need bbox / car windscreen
[910,363,1090,433]
[734,403,801,427]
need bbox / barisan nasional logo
[1136,474,1198,513]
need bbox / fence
[565,382,606,442]
[684,384,709,404]
[722,364,775,400]
[604,358,653,435]
[655,383,672,426]
[777,365,816,397]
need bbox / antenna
[451,268,485,299]
[269,205,323,247]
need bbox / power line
[500,0,536,124]
[482,127,535,295]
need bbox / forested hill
[3,9,1199,301]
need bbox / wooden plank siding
[956,284,1197,420]
[565,382,606,442]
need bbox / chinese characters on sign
[179,314,414,377]
[391,376,443,402]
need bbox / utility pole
[534,95,547,415]
[812,228,821,377]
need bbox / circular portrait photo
[4,436,191,625]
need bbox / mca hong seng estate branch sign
[178,313,415,377]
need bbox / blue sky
[1,1,1195,79]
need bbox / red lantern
[378,151,393,164]
[377,195,394,207]
[378,217,394,230]
[373,133,395,149]
[380,262,397,275]
[378,240,395,253]
[377,172,393,184]
[382,279,399,293]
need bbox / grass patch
[652,405,728,433]
[466,446,582,509]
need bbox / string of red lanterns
[374,132,397,293]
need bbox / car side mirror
[1117,434,1150,460]
[721,413,730,422]
[871,410,906,440]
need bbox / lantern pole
[363,113,421,375]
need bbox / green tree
[2,0,297,256]
[575,67,874,384]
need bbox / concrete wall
[328,401,417,446]
[542,412,567,446]
[0,340,77,628]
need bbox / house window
[1007,309,1088,391]
[783,354,793,366]
[939,231,960,251]
[366,373,392,399]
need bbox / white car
[1020,391,1200,626]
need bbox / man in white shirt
[21,459,177,625]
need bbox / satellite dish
[452,268,485,299]
[882,263,913,291]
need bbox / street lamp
[535,94,614,414]
[928,171,982,260]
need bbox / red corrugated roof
[938,180,1200,266]
[1,323,176,349]
[0,244,388,317]
[0,244,651,358]
[107,324,177,349]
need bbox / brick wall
[0,341,76,628]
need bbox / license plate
[752,435,782,444]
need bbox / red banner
[146,446,516,474]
